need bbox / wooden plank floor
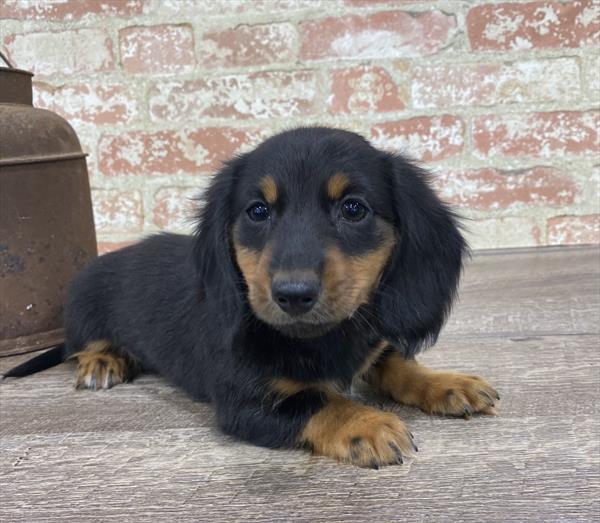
[1,245,599,522]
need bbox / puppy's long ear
[374,154,468,357]
[194,155,247,338]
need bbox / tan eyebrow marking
[327,172,350,200]
[259,176,278,205]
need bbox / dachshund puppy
[5,127,498,468]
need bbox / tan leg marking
[301,389,416,468]
[368,353,500,417]
[72,340,134,390]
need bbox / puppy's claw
[478,390,496,407]
[389,442,404,464]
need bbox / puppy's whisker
[349,309,379,337]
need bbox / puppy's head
[196,127,466,353]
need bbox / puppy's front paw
[302,399,417,468]
[418,372,500,418]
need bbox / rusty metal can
[0,53,97,356]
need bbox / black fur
[2,345,64,378]
[374,154,466,356]
[6,127,467,451]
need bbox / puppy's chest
[268,335,387,386]
[270,338,389,399]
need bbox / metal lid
[0,52,86,166]
[0,51,33,105]
[0,105,86,166]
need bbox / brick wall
[1,0,598,252]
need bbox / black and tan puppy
[5,127,498,468]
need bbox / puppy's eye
[340,199,368,222]
[247,202,270,222]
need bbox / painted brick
[547,215,600,245]
[33,82,138,125]
[97,241,136,255]
[152,186,204,231]
[299,10,456,61]
[202,23,298,68]
[148,71,319,121]
[467,217,542,250]
[4,29,114,76]
[371,116,464,162]
[92,189,143,233]
[0,0,145,20]
[583,166,600,204]
[473,111,599,158]
[99,128,268,176]
[467,1,599,51]
[119,24,195,74]
[585,54,600,95]
[152,0,326,16]
[412,58,580,108]
[6,1,594,252]
[433,167,577,210]
[329,66,406,115]
[345,0,429,5]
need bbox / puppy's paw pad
[424,373,499,417]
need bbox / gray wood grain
[1,246,599,522]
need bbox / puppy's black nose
[272,280,319,316]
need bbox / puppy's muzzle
[272,278,320,317]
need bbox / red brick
[33,82,138,125]
[202,23,298,68]
[119,24,195,74]
[412,58,580,108]
[473,111,599,158]
[97,241,136,255]
[371,116,464,162]
[0,0,145,20]
[433,167,577,210]
[300,10,456,61]
[467,1,599,51]
[329,66,405,115]
[148,71,319,121]
[4,29,114,76]
[98,128,268,176]
[547,215,600,245]
[152,187,203,230]
[92,189,143,233]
